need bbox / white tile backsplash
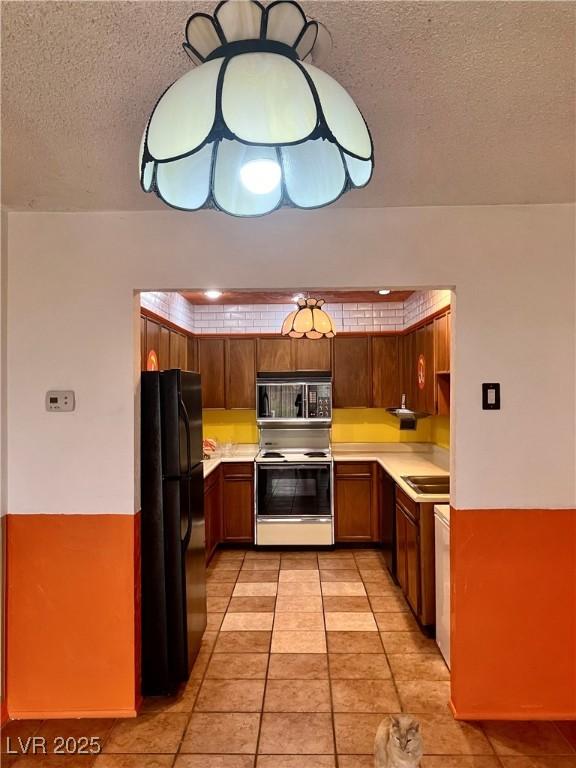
[141,291,451,335]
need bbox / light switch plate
[482,383,500,410]
[46,390,75,412]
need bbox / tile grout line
[322,555,341,768]
[251,554,280,767]
[176,549,247,761]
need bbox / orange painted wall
[6,514,139,718]
[451,507,576,720]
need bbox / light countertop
[203,442,449,502]
[203,444,259,478]
[333,443,449,503]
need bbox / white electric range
[254,426,334,547]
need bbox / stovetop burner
[305,451,328,458]
[262,451,285,458]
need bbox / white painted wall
[6,204,576,513]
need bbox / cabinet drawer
[396,487,418,521]
[222,462,254,478]
[335,462,372,477]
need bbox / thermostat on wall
[46,390,75,412]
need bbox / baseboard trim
[8,708,138,719]
[450,699,576,721]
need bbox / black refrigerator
[141,369,206,696]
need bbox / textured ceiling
[1,1,574,211]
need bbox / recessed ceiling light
[378,289,391,295]
[204,290,222,300]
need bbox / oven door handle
[257,516,333,524]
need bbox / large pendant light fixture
[139,0,374,217]
[281,297,336,339]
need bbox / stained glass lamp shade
[139,0,374,217]
[281,297,336,339]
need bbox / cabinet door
[187,337,199,372]
[204,470,222,564]
[335,463,377,541]
[227,338,256,409]
[423,321,435,414]
[257,338,293,371]
[405,512,420,614]
[293,338,332,371]
[145,319,160,369]
[380,468,396,574]
[400,332,416,408]
[434,312,450,373]
[333,337,371,407]
[158,326,170,371]
[198,338,226,408]
[413,323,434,413]
[372,336,400,408]
[395,505,407,592]
[178,333,188,369]
[169,330,181,368]
[222,464,254,543]
[140,317,147,371]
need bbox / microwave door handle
[303,385,308,419]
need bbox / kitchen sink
[402,475,450,495]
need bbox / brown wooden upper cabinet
[333,336,371,407]
[434,311,451,373]
[140,317,147,370]
[226,338,256,409]
[187,337,198,372]
[293,338,332,371]
[401,321,434,414]
[158,326,170,372]
[169,330,187,370]
[372,336,400,408]
[256,338,293,372]
[198,338,226,408]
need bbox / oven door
[255,463,334,545]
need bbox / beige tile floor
[2,548,576,767]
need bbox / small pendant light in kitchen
[281,297,336,339]
[139,0,374,217]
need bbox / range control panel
[46,390,76,412]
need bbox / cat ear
[390,715,400,727]
[411,721,420,732]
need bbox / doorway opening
[140,286,454,720]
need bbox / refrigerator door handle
[181,476,193,551]
[179,398,193,549]
[179,398,192,475]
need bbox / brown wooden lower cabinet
[204,468,222,564]
[395,487,435,627]
[334,462,380,542]
[379,467,396,574]
[395,506,407,593]
[222,463,254,543]
[203,461,255,562]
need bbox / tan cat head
[389,715,422,756]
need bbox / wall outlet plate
[46,390,75,412]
